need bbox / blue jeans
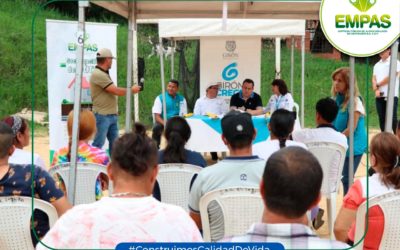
[92,113,119,154]
[342,154,363,195]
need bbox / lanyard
[275,95,283,110]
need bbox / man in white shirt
[193,82,228,161]
[372,47,400,133]
[292,97,348,150]
[193,82,228,116]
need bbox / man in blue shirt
[152,79,187,148]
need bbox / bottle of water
[179,101,185,116]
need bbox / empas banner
[200,37,261,104]
[46,19,117,163]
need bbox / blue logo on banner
[116,242,285,250]
[222,62,238,81]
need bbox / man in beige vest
[90,48,141,153]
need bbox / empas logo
[349,0,376,12]
[320,0,399,57]
[222,62,238,81]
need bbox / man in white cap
[193,82,228,160]
[90,48,141,153]
[193,82,228,116]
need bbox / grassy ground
[1,0,392,131]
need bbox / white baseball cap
[96,48,116,59]
[206,82,221,90]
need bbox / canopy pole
[275,37,281,79]
[132,8,139,123]
[301,35,305,127]
[68,1,88,205]
[222,1,228,31]
[384,41,399,132]
[125,1,133,130]
[349,57,355,190]
[159,37,167,127]
[290,36,294,93]
[171,38,175,79]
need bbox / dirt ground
[27,129,378,239]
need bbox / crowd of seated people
[2,68,399,249]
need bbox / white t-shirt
[373,57,400,97]
[252,139,307,161]
[193,96,229,116]
[38,196,203,249]
[264,93,294,114]
[9,148,46,170]
[292,126,348,150]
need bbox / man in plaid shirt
[223,147,349,249]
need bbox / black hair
[242,78,255,87]
[271,79,288,95]
[96,57,107,64]
[269,109,295,148]
[0,122,14,158]
[163,117,191,163]
[2,116,28,145]
[316,97,339,123]
[169,79,179,87]
[111,123,158,176]
[263,147,323,218]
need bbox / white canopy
[158,19,305,39]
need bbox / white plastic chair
[293,102,302,130]
[306,141,346,239]
[157,163,202,211]
[0,196,58,250]
[354,190,400,250]
[199,187,264,242]
[49,162,110,205]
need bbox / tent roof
[91,1,321,20]
[158,19,305,38]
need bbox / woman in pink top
[38,123,203,248]
[334,132,400,249]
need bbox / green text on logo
[335,14,391,28]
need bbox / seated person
[334,132,400,249]
[230,78,263,113]
[194,82,228,116]
[292,97,348,150]
[37,124,203,249]
[2,115,46,169]
[154,117,206,200]
[223,147,349,248]
[194,82,228,160]
[0,122,71,246]
[189,111,265,241]
[248,79,294,116]
[253,109,306,161]
[152,79,187,148]
[51,110,109,200]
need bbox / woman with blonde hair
[51,109,109,199]
[331,67,367,194]
[335,132,400,248]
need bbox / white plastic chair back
[0,196,58,250]
[305,141,346,239]
[354,190,400,250]
[293,102,301,129]
[199,187,264,242]
[157,163,202,211]
[49,162,110,205]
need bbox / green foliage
[0,0,385,130]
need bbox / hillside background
[1,0,393,130]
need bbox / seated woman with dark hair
[253,109,306,161]
[38,123,203,248]
[158,116,206,167]
[248,79,294,116]
[154,116,206,200]
[2,115,46,169]
[51,110,109,200]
